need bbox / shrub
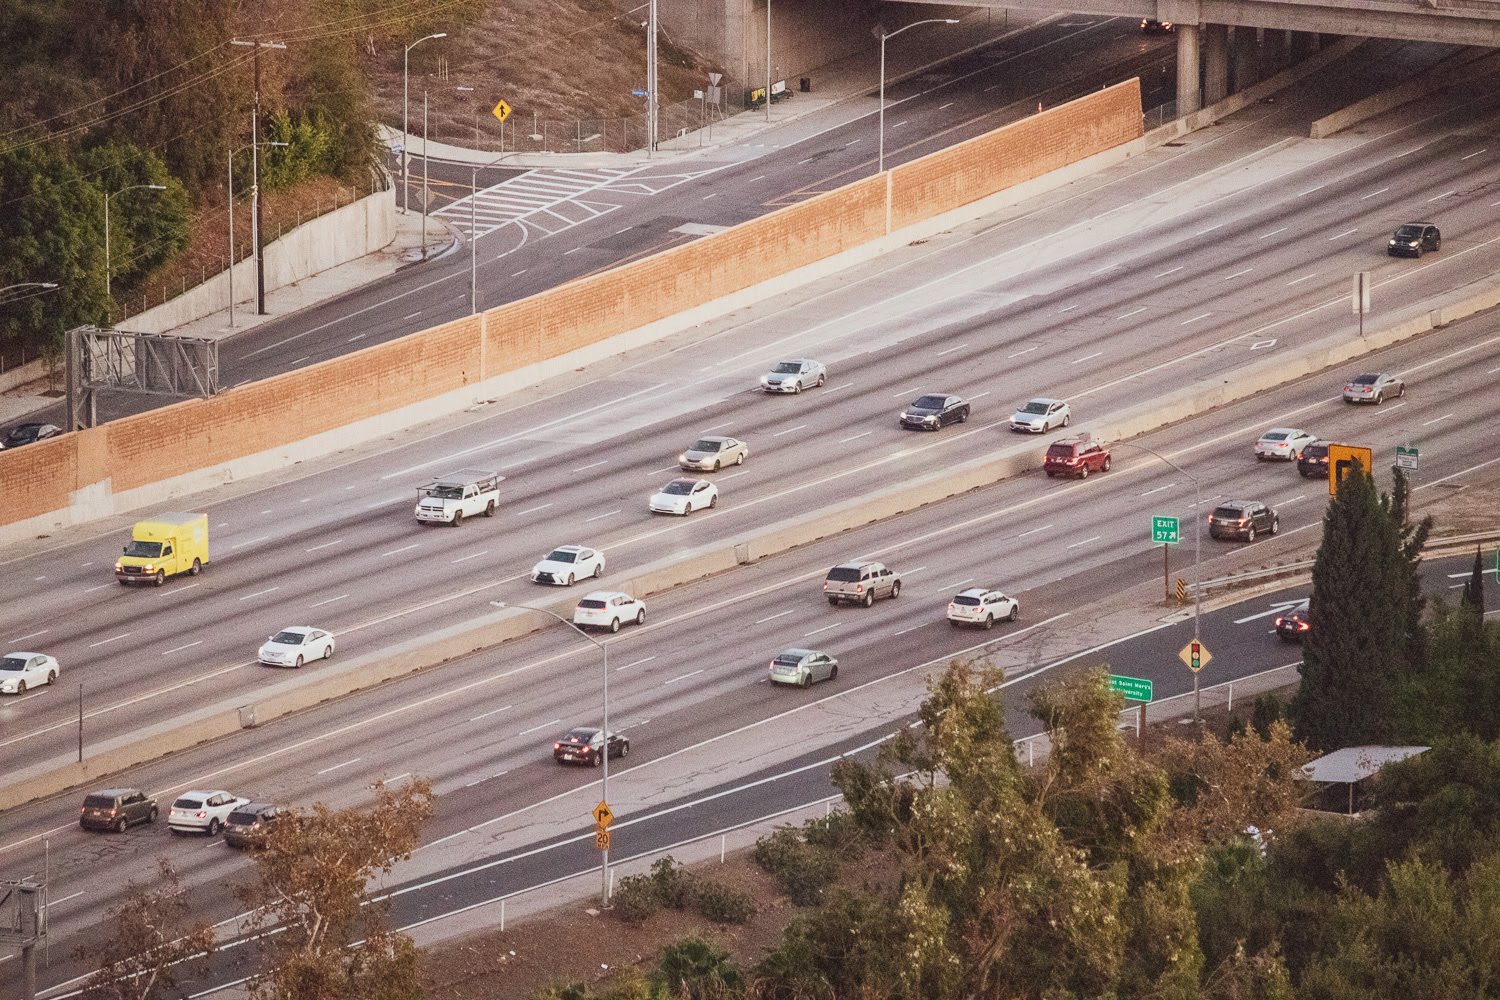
[1252,693,1286,740]
[692,879,754,925]
[752,827,839,906]
[648,857,694,910]
[654,934,742,998]
[800,810,865,856]
[612,871,663,924]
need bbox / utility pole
[230,37,286,315]
[647,0,658,153]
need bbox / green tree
[80,139,190,296]
[1290,468,1431,750]
[1463,546,1487,617]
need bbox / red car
[1043,434,1112,479]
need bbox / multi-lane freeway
[3,21,1498,997]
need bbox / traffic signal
[1189,641,1202,671]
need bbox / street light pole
[403,32,447,215]
[104,184,166,298]
[765,0,772,123]
[878,19,959,173]
[491,601,613,907]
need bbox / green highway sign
[1108,674,1153,702]
[1151,515,1180,545]
[1395,444,1419,472]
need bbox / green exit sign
[1152,515,1180,545]
[1108,674,1153,702]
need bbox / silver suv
[823,561,901,607]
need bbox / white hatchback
[1010,398,1071,433]
[1254,427,1316,461]
[648,477,719,516]
[946,589,1019,629]
[258,627,335,668]
[168,789,249,836]
[573,591,646,633]
[0,652,59,695]
[531,545,606,586]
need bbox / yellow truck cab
[114,513,209,587]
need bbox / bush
[752,827,840,906]
[648,857,694,910]
[612,871,663,924]
[1252,694,1286,741]
[692,878,754,925]
[800,810,865,856]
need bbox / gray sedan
[1342,372,1405,404]
[768,648,838,688]
[678,436,749,471]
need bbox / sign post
[1179,639,1211,723]
[1152,515,1180,602]
[1109,674,1153,739]
[1352,271,1371,338]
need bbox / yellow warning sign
[1179,639,1211,673]
[595,828,611,851]
[491,99,513,123]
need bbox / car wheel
[294,655,304,669]
[619,741,629,758]
[890,580,901,599]
[735,452,745,465]
[322,644,333,660]
[148,806,158,823]
[484,500,496,518]
[829,664,839,681]
[593,563,603,578]
[1374,392,1384,405]
[451,510,464,527]
[635,608,645,625]
[816,373,826,387]
[46,670,57,685]
[959,408,969,423]
[1042,422,1051,433]
[799,673,811,689]
[793,381,803,394]
[566,574,575,586]
[862,591,875,608]
[208,818,221,836]
[708,494,718,509]
[189,558,202,576]
[15,680,24,695]
[1397,383,1405,398]
[1270,517,1280,536]
[610,618,621,634]
[1102,456,1112,472]
[1062,414,1071,427]
[712,460,721,471]
[828,596,839,606]
[1246,525,1257,542]
[592,753,602,768]
[1045,471,1057,478]
[983,615,994,630]
[154,570,165,587]
[115,816,128,834]
[1079,465,1089,479]
[1008,604,1019,622]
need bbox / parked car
[168,790,249,836]
[573,591,646,633]
[768,648,839,688]
[1043,434,1111,479]
[759,359,826,393]
[1275,606,1312,642]
[223,802,287,848]
[531,545,605,586]
[258,627,334,668]
[649,477,718,515]
[1254,427,1317,461]
[79,788,158,833]
[1208,500,1279,542]
[1297,441,1332,479]
[824,561,901,607]
[1010,398,1071,433]
[553,726,629,766]
[0,652,59,695]
[1342,372,1404,404]
[678,435,749,471]
[900,393,970,431]
[946,588,1019,629]
[3,422,62,448]
[1388,223,1440,257]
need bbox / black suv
[224,802,286,848]
[1297,441,1331,479]
[1388,223,1440,258]
[80,788,158,832]
[1208,501,1279,542]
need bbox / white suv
[573,592,646,633]
[946,588,1019,629]
[168,789,250,836]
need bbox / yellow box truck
[114,513,209,587]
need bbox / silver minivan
[823,561,901,607]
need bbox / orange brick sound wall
[889,80,1142,232]
[2,435,79,522]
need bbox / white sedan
[759,359,826,393]
[1254,427,1317,461]
[0,652,59,695]
[573,591,646,633]
[258,626,335,668]
[1010,398,1072,433]
[531,545,606,586]
[168,789,250,836]
[649,477,719,516]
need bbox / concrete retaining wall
[1309,48,1500,139]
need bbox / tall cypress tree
[1290,468,1430,750]
[1462,546,1487,617]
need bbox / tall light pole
[877,19,958,173]
[1113,441,1205,722]
[492,601,614,907]
[227,139,287,328]
[403,32,447,215]
[104,184,166,298]
[764,0,772,123]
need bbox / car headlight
[114,562,123,572]
[679,453,690,463]
[144,563,154,572]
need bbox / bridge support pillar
[1203,23,1229,105]
[1231,25,1258,90]
[1263,28,1289,73]
[1175,22,1202,116]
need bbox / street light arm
[491,600,606,656]
[882,17,961,41]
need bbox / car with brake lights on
[573,591,646,632]
[1010,398,1071,433]
[223,802,287,848]
[168,789,249,836]
[1140,18,1174,32]
[80,788,158,833]
[649,477,719,515]
[1343,372,1404,404]
[1254,427,1316,461]
[900,393,970,431]
[1388,223,1440,258]
[258,627,334,668]
[531,545,605,586]
[1208,500,1279,542]
[0,651,59,695]
[678,435,749,471]
[1275,606,1311,642]
[1297,441,1332,479]
[759,359,826,393]
[768,648,839,688]
[553,726,629,766]
[824,561,901,607]
[1043,433,1111,479]
[946,588,1019,629]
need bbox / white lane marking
[648,466,678,476]
[720,469,751,480]
[1197,222,1224,234]
[1461,148,1487,160]
[308,594,349,609]
[839,430,873,443]
[1279,494,1308,506]
[315,758,361,776]
[771,424,807,437]
[970,390,991,400]
[1154,265,1183,278]
[1117,307,1146,319]
[1489,365,1500,374]
[1013,524,1053,538]
[1072,351,1102,364]
[348,333,366,342]
[1287,273,1319,285]
[1180,312,1213,325]
[892,385,925,397]
[162,641,203,655]
[8,630,47,644]
[1427,190,1456,201]
[518,719,562,737]
[803,623,840,637]
[821,382,852,394]
[1360,187,1389,199]
[88,633,132,648]
[468,704,514,722]
[615,226,632,234]
[935,343,968,357]
[1252,339,1278,350]
[845,138,863,145]
[289,356,310,366]
[893,622,935,636]
[1065,536,1101,549]
[450,550,490,564]
[903,565,929,576]
[1297,183,1325,196]
[892,122,908,129]
[238,587,280,602]
[1007,345,1038,358]
[563,247,582,255]
[511,269,527,276]
[571,460,608,473]
[1328,228,1358,240]
[939,578,973,591]
[665,669,704,685]
[702,192,720,200]
[616,656,655,672]
[748,175,765,182]
[1422,412,1455,426]
[402,311,422,321]
[586,509,621,522]
[1055,304,1078,314]
[231,535,271,549]
[1140,482,1177,496]
[514,503,553,516]
[46,890,85,909]
[382,543,420,557]
[1258,226,1288,239]
[305,539,343,552]
[1224,267,1254,280]
[754,609,795,625]
[939,102,954,109]
[1089,263,1117,275]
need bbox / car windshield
[1213,506,1245,519]
[1352,374,1378,385]
[123,540,163,558]
[826,567,862,582]
[690,439,721,452]
[173,798,202,809]
[546,549,578,563]
[1395,225,1423,238]
[426,485,463,499]
[271,631,306,645]
[912,395,946,409]
[578,599,606,609]
[771,362,802,374]
[953,595,982,606]
[662,481,695,495]
[0,657,27,671]
[1020,401,1051,415]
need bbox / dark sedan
[1275,606,1311,642]
[553,726,629,766]
[3,422,62,448]
[900,393,970,431]
[1388,223,1440,258]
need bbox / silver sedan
[678,436,749,471]
[1342,373,1405,404]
